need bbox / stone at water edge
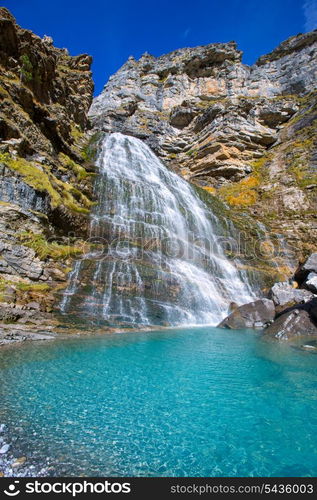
[269,282,314,309]
[217,299,275,330]
[11,456,27,468]
[294,253,317,286]
[264,309,317,340]
[305,273,317,294]
[0,444,10,454]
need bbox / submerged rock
[218,299,275,330]
[11,456,27,468]
[0,444,10,454]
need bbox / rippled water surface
[1,327,317,476]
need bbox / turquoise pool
[0,327,317,477]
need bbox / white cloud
[303,0,317,31]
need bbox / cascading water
[60,132,254,327]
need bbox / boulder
[305,272,317,294]
[264,309,317,340]
[218,298,275,330]
[294,253,317,285]
[269,281,313,308]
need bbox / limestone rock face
[0,8,96,322]
[0,7,93,153]
[0,7,96,233]
[91,29,317,260]
[218,298,275,329]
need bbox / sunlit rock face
[90,32,317,170]
[90,31,317,259]
[0,7,95,322]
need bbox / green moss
[0,153,93,215]
[217,176,259,207]
[0,153,62,206]
[80,132,102,164]
[70,124,84,141]
[58,152,90,180]
[0,85,10,98]
[16,282,50,292]
[185,149,194,157]
[19,54,33,82]
[18,232,84,260]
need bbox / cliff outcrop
[1,6,316,336]
[90,30,317,265]
[0,7,96,330]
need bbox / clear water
[60,133,254,327]
[1,328,317,477]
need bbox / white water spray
[61,133,254,326]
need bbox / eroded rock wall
[0,7,96,324]
[90,30,317,264]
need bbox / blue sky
[2,0,317,95]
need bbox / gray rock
[295,253,317,285]
[11,456,26,468]
[218,298,275,330]
[305,272,317,294]
[89,30,316,189]
[25,302,41,311]
[264,309,317,340]
[269,281,314,307]
[0,306,23,323]
[0,443,10,454]
[303,253,317,273]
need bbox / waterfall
[60,132,254,327]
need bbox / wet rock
[11,456,26,468]
[269,282,314,308]
[295,253,317,286]
[218,298,275,329]
[264,309,317,340]
[0,444,10,454]
[305,272,317,294]
[301,342,317,352]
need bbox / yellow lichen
[226,190,257,206]
[218,175,259,207]
[202,186,216,194]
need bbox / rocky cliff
[90,30,317,267]
[0,7,96,334]
[0,6,316,339]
